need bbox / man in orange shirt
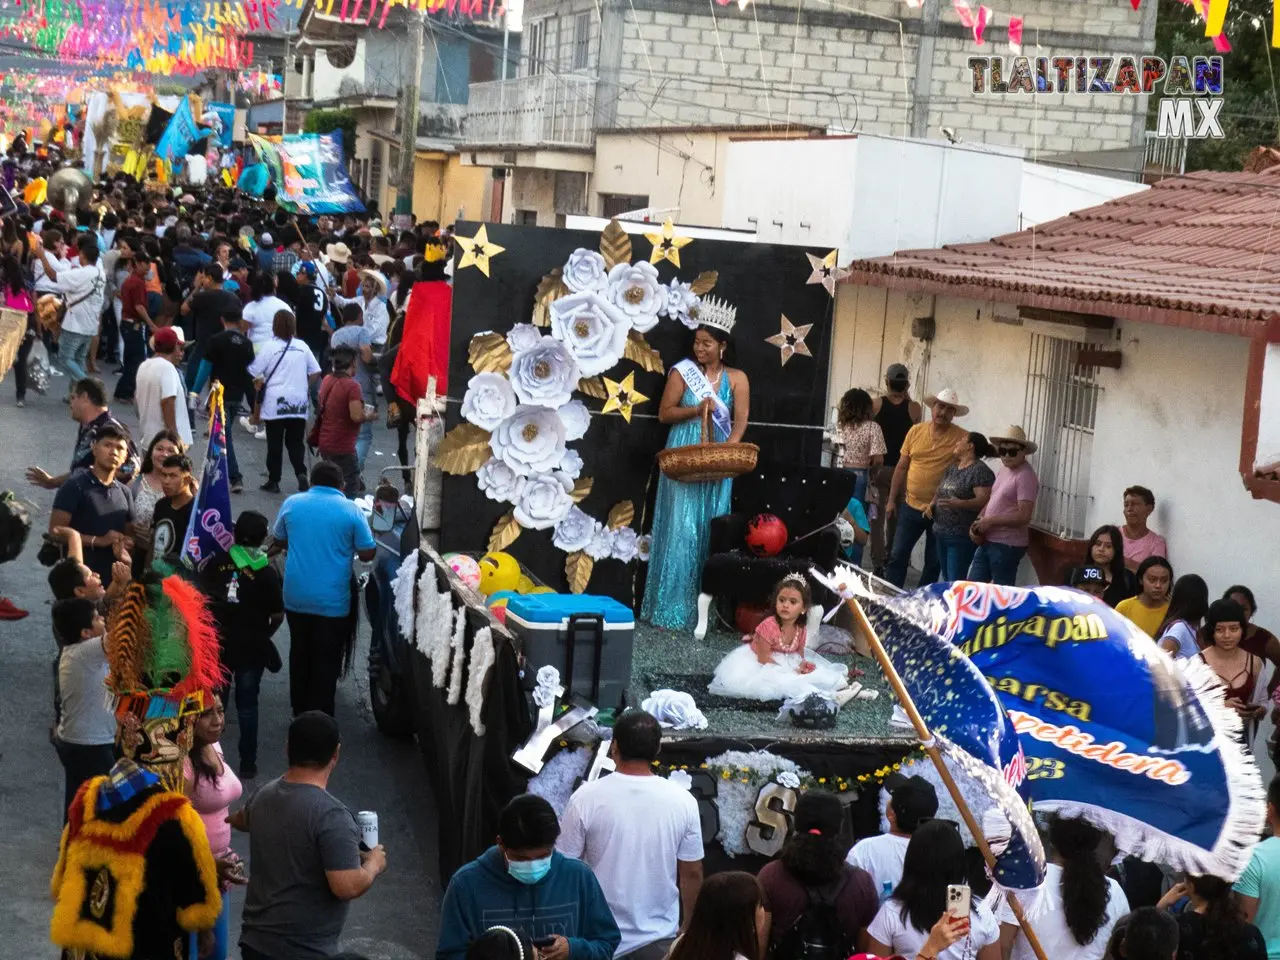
[885,388,970,587]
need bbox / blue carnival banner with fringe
[817,568,1046,892]
[246,130,365,215]
[155,95,210,167]
[879,581,1266,881]
[181,385,234,573]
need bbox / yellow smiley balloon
[477,551,522,596]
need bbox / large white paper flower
[585,526,615,560]
[558,399,590,442]
[549,291,631,377]
[506,323,543,354]
[661,278,700,328]
[509,336,580,409]
[476,457,525,503]
[552,506,598,552]
[668,769,694,790]
[611,527,640,561]
[562,248,610,294]
[461,372,517,430]
[606,261,663,333]
[514,471,574,530]
[490,407,567,476]
[558,448,584,479]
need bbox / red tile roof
[847,171,1280,337]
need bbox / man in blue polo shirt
[271,460,376,717]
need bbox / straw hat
[326,242,352,264]
[360,269,389,296]
[922,387,969,417]
[990,424,1038,454]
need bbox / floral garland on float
[436,220,718,593]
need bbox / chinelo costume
[51,572,226,960]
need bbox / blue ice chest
[505,594,635,710]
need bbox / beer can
[356,810,378,850]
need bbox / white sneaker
[239,415,267,440]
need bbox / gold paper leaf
[488,512,522,552]
[468,332,512,374]
[690,270,719,295]
[607,500,635,530]
[599,219,633,270]
[433,423,492,475]
[570,476,594,503]
[566,550,595,594]
[532,268,568,328]
[624,330,664,373]
[578,377,608,399]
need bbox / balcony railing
[463,74,596,149]
[1144,131,1188,181]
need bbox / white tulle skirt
[707,643,850,702]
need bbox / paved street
[0,367,440,960]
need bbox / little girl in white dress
[708,573,852,701]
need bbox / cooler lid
[505,593,635,625]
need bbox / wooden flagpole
[847,596,1049,960]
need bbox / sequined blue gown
[641,373,734,630]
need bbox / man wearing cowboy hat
[134,325,192,449]
[885,387,969,587]
[968,425,1039,585]
[335,269,390,347]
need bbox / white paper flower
[552,507,599,552]
[668,769,694,791]
[506,323,543,354]
[461,372,517,430]
[558,448,584,480]
[490,407,567,476]
[637,534,652,561]
[562,248,610,294]
[777,771,801,789]
[514,471,574,530]
[611,527,640,562]
[661,278,700,328]
[509,336,580,409]
[585,526,615,560]
[476,457,526,503]
[549,291,631,377]
[641,689,709,730]
[559,399,590,441]
[536,665,561,688]
[606,261,663,333]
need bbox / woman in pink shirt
[184,696,243,960]
[969,426,1039,586]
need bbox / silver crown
[695,295,737,335]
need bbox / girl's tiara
[780,572,808,588]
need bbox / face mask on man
[506,855,552,885]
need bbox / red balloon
[745,513,788,557]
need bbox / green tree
[303,108,358,160]
[1154,0,1280,170]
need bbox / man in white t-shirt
[134,326,193,449]
[847,774,938,902]
[558,711,704,960]
[34,232,106,385]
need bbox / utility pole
[395,8,427,219]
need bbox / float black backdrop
[442,221,836,607]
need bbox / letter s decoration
[745,783,798,857]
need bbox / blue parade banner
[181,387,235,573]
[246,131,366,215]
[851,586,1046,891]
[880,582,1266,880]
[208,102,236,148]
[155,96,209,166]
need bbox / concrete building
[460,0,1159,224]
[837,171,1280,591]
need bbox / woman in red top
[313,346,377,497]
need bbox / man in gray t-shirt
[235,712,387,960]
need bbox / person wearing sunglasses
[968,426,1039,586]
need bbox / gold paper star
[455,225,505,277]
[805,249,850,297]
[644,218,694,268]
[765,314,814,366]
[601,371,650,423]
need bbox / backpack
[772,873,852,960]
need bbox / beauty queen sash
[675,358,731,442]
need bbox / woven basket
[658,407,759,483]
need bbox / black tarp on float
[440,222,835,608]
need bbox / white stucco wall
[1259,342,1280,469]
[832,287,1276,591]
